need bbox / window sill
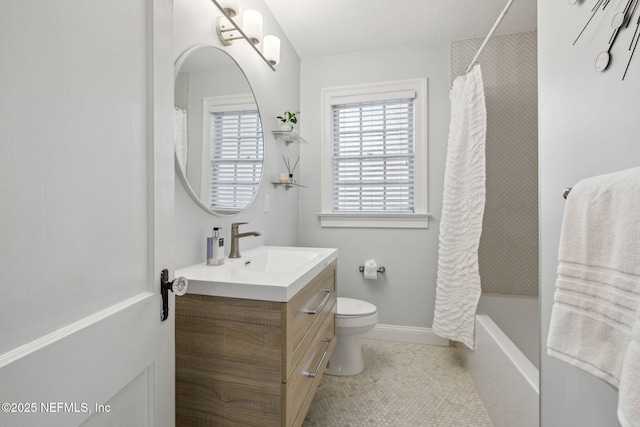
[317,212,431,229]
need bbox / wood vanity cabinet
[176,260,337,427]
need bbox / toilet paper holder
[358,265,386,274]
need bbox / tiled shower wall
[450,31,538,297]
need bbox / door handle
[303,338,332,378]
[160,269,188,321]
[302,289,332,314]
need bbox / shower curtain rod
[465,0,516,74]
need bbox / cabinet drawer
[284,260,336,380]
[284,305,336,427]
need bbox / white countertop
[175,246,338,302]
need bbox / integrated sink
[175,246,338,302]
[228,247,322,273]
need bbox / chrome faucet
[229,222,261,258]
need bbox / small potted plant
[277,111,300,131]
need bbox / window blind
[210,110,263,212]
[331,97,415,212]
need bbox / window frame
[318,79,430,228]
[202,94,263,214]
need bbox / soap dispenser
[207,227,225,266]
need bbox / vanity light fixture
[211,0,279,71]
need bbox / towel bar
[563,187,572,199]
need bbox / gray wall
[451,32,538,297]
[298,44,450,328]
[174,0,302,268]
[540,0,640,424]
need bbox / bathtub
[460,299,539,427]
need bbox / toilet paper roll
[364,259,378,280]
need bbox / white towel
[546,167,640,426]
[620,333,640,427]
[433,64,487,349]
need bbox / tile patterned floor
[303,339,493,427]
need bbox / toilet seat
[337,297,377,317]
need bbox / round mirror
[174,45,264,215]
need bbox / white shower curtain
[432,64,487,350]
[174,106,188,174]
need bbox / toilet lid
[337,297,377,316]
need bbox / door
[0,1,175,426]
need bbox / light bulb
[263,35,281,65]
[243,10,262,44]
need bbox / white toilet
[326,297,378,376]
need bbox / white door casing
[0,1,175,426]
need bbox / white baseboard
[362,324,450,346]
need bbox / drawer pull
[303,338,332,378]
[303,289,332,314]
